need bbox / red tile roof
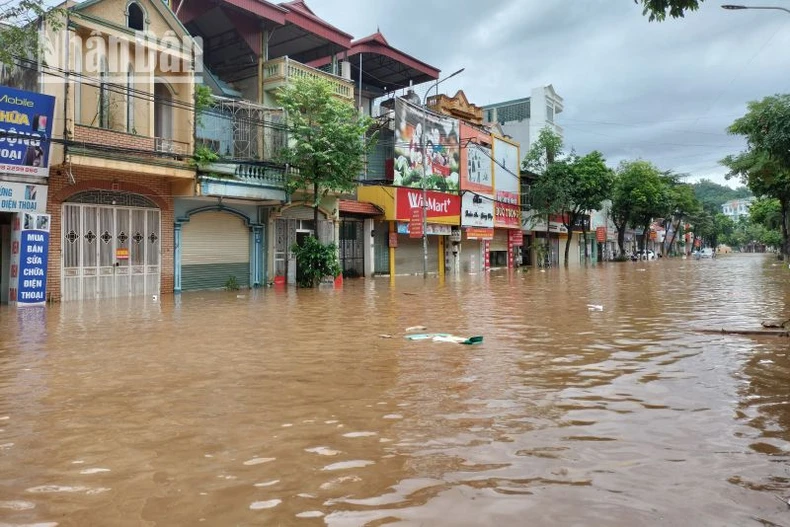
[339,200,383,216]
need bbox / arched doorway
[62,190,160,301]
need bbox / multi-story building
[1,0,198,303]
[721,197,755,222]
[482,85,563,154]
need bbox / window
[127,2,145,30]
[99,58,109,129]
[546,104,554,123]
[126,65,134,133]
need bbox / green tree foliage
[563,151,614,263]
[691,178,751,214]
[611,160,669,256]
[722,94,790,259]
[664,180,701,254]
[291,236,341,288]
[0,0,64,66]
[637,0,702,21]
[749,197,782,231]
[276,75,377,228]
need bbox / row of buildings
[0,0,617,305]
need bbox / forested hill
[692,179,752,212]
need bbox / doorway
[295,230,313,285]
[0,212,13,304]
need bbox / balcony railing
[262,56,354,100]
[199,160,286,188]
[155,137,190,156]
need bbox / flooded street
[1,254,789,526]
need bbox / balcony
[155,137,190,156]
[197,160,286,202]
[262,56,354,102]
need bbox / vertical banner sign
[12,212,50,306]
[9,214,21,302]
[409,207,423,239]
[483,240,490,271]
[596,227,606,242]
[0,86,56,177]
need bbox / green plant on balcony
[194,84,214,127]
[191,144,219,169]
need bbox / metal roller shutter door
[490,229,508,252]
[181,211,250,290]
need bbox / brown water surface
[1,254,789,526]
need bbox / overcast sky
[307,0,790,187]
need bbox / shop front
[459,122,494,274]
[358,186,460,276]
[492,136,522,268]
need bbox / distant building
[721,197,755,221]
[482,85,563,153]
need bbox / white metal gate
[62,202,161,301]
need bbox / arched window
[99,57,109,128]
[127,2,145,31]
[127,64,134,133]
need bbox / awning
[339,199,383,216]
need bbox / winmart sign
[40,29,203,85]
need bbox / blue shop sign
[0,85,56,178]
[17,228,49,304]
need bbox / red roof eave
[339,200,383,216]
[281,1,352,49]
[308,39,439,80]
[221,0,288,25]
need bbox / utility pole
[420,68,464,278]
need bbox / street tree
[749,197,782,232]
[522,127,567,264]
[564,151,614,263]
[664,180,701,255]
[277,75,376,229]
[638,0,703,21]
[611,160,668,257]
[722,94,790,259]
[0,0,64,66]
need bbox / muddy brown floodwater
[1,254,789,526]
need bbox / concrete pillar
[173,222,182,292]
[364,218,374,278]
[252,225,264,287]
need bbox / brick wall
[46,166,174,302]
[73,125,156,153]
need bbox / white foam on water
[0,523,58,527]
[0,443,15,449]
[295,511,324,518]
[0,500,36,511]
[304,446,340,456]
[253,480,280,487]
[243,457,275,466]
[70,461,85,465]
[396,403,409,407]
[0,416,9,420]
[377,402,387,405]
[199,492,208,496]
[324,420,338,424]
[249,499,281,510]
[296,493,315,499]
[342,432,376,438]
[319,475,362,489]
[217,475,237,480]
[79,468,110,475]
[302,419,315,424]
[382,414,403,420]
[365,405,372,408]
[281,423,293,428]
[336,424,344,428]
[379,438,392,443]
[204,454,213,458]
[25,485,110,495]
[321,460,375,471]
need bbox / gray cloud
[306,0,790,186]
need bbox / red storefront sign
[494,191,520,228]
[508,230,523,246]
[396,188,460,221]
[465,227,494,240]
[596,227,606,242]
[409,208,423,238]
[388,232,399,248]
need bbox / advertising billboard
[9,212,50,306]
[393,97,460,192]
[395,187,460,224]
[493,136,520,229]
[0,180,48,213]
[0,86,56,178]
[459,122,493,194]
[462,192,494,229]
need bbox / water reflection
[0,254,788,526]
